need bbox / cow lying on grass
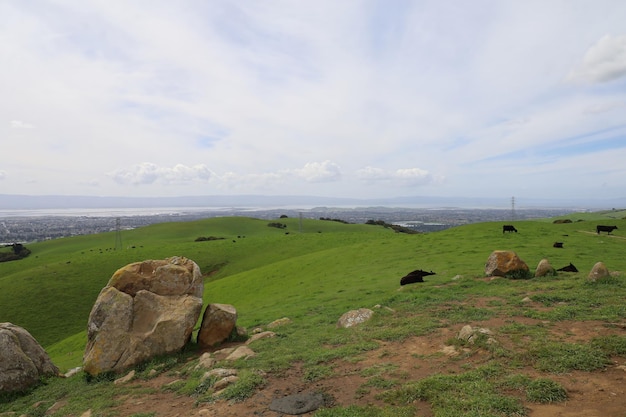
[400,269,436,285]
[557,263,578,273]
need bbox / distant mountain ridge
[0,194,623,210]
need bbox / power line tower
[114,217,123,250]
[511,196,516,222]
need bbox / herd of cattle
[401,223,619,285]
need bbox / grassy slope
[0,213,624,371]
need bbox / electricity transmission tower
[511,197,516,221]
[114,218,123,250]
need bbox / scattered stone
[64,367,82,378]
[535,259,556,277]
[114,370,135,385]
[269,392,325,415]
[213,347,236,360]
[165,379,183,387]
[246,331,276,345]
[457,325,495,344]
[0,322,60,393]
[45,401,67,415]
[267,317,292,328]
[79,410,92,417]
[83,257,204,376]
[452,275,463,281]
[441,346,459,356]
[588,262,610,282]
[203,368,238,380]
[522,296,532,303]
[225,346,256,361]
[213,375,239,390]
[196,352,217,370]
[197,304,238,349]
[485,250,529,278]
[336,308,374,328]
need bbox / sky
[1,1,626,202]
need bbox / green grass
[0,214,625,416]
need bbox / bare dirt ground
[112,312,626,417]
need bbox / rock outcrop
[0,322,59,393]
[535,259,556,277]
[83,257,203,375]
[588,261,610,282]
[485,250,529,278]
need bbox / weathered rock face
[0,323,59,393]
[84,257,204,376]
[588,261,610,282]
[485,250,529,278]
[197,303,238,349]
[535,259,556,277]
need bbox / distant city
[0,205,579,244]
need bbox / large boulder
[0,323,59,393]
[485,250,529,278]
[84,257,204,376]
[197,303,238,349]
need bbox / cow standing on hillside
[596,225,618,235]
[502,225,518,233]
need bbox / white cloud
[568,34,626,83]
[109,163,213,185]
[0,2,625,201]
[292,161,341,183]
[10,120,35,129]
[356,166,440,187]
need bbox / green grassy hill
[1,212,625,416]
[1,213,624,364]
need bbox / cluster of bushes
[0,243,31,263]
[365,220,419,234]
[194,236,225,242]
[319,217,350,224]
[267,222,287,229]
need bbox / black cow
[553,242,563,248]
[596,225,618,235]
[502,225,518,233]
[400,269,436,285]
[557,263,578,273]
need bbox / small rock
[225,346,256,361]
[337,308,374,328]
[267,317,292,328]
[270,392,325,415]
[203,368,238,380]
[79,410,92,417]
[213,375,239,390]
[246,331,276,345]
[113,370,135,385]
[195,352,217,370]
[64,367,82,378]
[45,400,67,415]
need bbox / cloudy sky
[2,1,625,202]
